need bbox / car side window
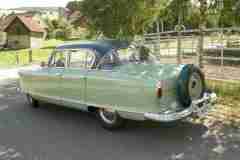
[49,50,67,68]
[69,49,95,69]
[97,50,120,70]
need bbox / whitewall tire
[97,108,125,130]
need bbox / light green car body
[19,63,181,112]
[19,42,217,122]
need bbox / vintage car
[19,40,217,129]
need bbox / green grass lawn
[207,79,240,99]
[0,39,64,69]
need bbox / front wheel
[97,108,126,130]
[26,94,39,108]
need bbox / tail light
[156,81,162,98]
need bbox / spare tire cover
[177,64,206,107]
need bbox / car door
[86,68,146,112]
[60,49,95,110]
[85,51,132,109]
[37,50,67,104]
[85,50,158,113]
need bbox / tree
[66,1,82,12]
[217,0,240,27]
[43,18,73,40]
[196,0,240,28]
[155,0,219,30]
[233,0,240,25]
[159,0,193,30]
[79,0,167,39]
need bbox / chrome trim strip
[118,111,145,121]
[27,91,146,120]
[28,91,115,109]
[31,92,62,101]
[61,75,86,80]
[26,91,217,122]
[144,109,193,122]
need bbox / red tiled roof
[0,15,16,31]
[3,15,45,33]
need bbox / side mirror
[40,61,46,67]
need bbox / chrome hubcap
[188,73,203,100]
[28,95,33,104]
[99,109,117,124]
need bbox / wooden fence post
[198,27,204,68]
[220,29,224,70]
[15,51,19,65]
[175,24,185,64]
[177,30,182,64]
[29,49,32,63]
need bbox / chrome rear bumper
[144,92,217,122]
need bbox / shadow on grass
[0,48,21,52]
[65,38,83,41]
[40,46,56,50]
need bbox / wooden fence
[0,48,53,67]
[143,27,240,82]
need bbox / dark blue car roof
[56,40,129,56]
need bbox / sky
[1,0,74,9]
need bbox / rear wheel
[97,108,126,130]
[26,94,39,108]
